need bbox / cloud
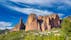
[0,0,65,18]
[0,21,12,30]
[6,4,64,18]
[7,27,13,29]
[10,0,48,4]
[9,0,71,13]
[58,13,64,18]
[13,8,53,16]
[10,0,71,6]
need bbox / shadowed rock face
[50,14,60,28]
[11,18,25,31]
[25,14,38,31]
[37,16,43,31]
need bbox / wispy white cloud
[13,8,53,16]
[0,22,11,27]
[0,21,12,30]
[9,0,71,13]
[7,27,13,29]
[10,0,71,6]
[6,5,64,18]
[58,13,64,18]
[0,0,65,18]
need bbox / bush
[0,30,66,40]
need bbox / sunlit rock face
[11,18,25,31]
[41,16,51,31]
[25,14,39,31]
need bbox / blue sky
[0,0,71,30]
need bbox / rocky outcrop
[25,14,61,31]
[50,14,60,28]
[37,16,43,31]
[42,16,51,31]
[25,14,39,31]
[26,14,60,31]
[11,13,61,32]
[11,18,25,31]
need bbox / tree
[61,17,71,40]
[61,18,71,33]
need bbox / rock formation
[11,18,25,31]
[25,14,61,31]
[41,16,51,31]
[11,13,61,32]
[37,16,43,31]
[25,14,39,31]
[50,14,60,28]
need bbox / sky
[0,0,71,30]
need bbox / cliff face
[25,14,61,31]
[25,14,39,31]
[11,18,25,31]
[11,13,61,32]
[37,16,43,31]
[41,16,51,31]
[50,14,60,28]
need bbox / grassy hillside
[0,16,71,40]
[0,29,66,40]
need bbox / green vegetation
[0,30,65,40]
[61,16,71,40]
[0,16,71,40]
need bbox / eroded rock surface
[25,14,38,31]
[11,18,25,31]
[11,13,61,32]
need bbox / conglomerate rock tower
[11,13,61,31]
